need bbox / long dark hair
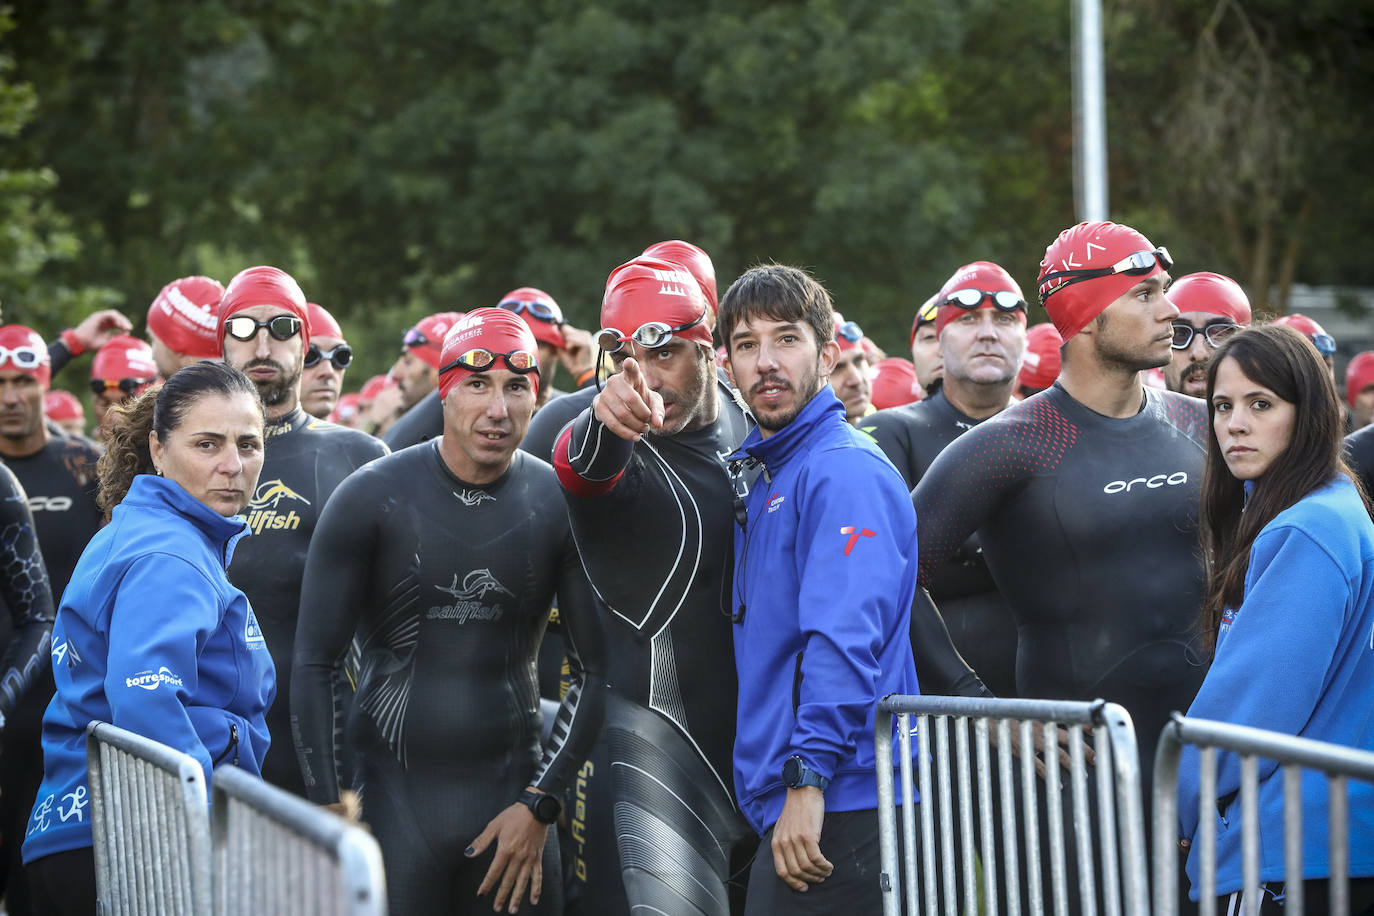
[96,361,262,519]
[1198,324,1370,649]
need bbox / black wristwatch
[781,755,830,791]
[518,789,562,824]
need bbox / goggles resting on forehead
[943,289,1027,312]
[0,345,45,370]
[1170,321,1239,351]
[440,348,539,375]
[1309,332,1337,357]
[403,327,431,350]
[224,315,303,342]
[498,298,565,325]
[596,309,706,355]
[304,343,354,370]
[1038,248,1174,305]
[91,377,155,396]
[836,320,864,343]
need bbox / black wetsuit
[865,390,1019,698]
[226,406,387,796]
[913,383,1210,783]
[1346,424,1374,501]
[0,464,55,725]
[552,379,758,916]
[292,443,605,915]
[381,388,443,451]
[0,437,98,915]
[520,386,596,463]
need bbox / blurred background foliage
[1,0,1371,385]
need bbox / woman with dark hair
[21,361,276,915]
[1178,324,1374,912]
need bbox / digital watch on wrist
[781,755,830,791]
[518,789,562,824]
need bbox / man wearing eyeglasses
[552,255,758,916]
[830,315,874,425]
[294,309,606,915]
[1161,272,1252,399]
[89,335,159,437]
[217,265,388,797]
[912,222,1210,799]
[300,304,353,420]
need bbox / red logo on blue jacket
[839,525,876,556]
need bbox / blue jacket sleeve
[104,555,221,782]
[791,449,918,778]
[1177,523,1348,840]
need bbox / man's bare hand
[70,309,133,351]
[467,796,550,914]
[592,357,663,441]
[556,325,595,378]
[771,786,833,892]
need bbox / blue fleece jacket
[1178,476,1374,898]
[729,386,921,834]
[23,474,275,863]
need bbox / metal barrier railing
[875,694,1149,916]
[211,764,387,915]
[1152,713,1374,916]
[85,720,213,915]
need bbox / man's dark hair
[718,264,834,356]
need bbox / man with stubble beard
[1161,272,1251,399]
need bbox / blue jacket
[729,386,921,834]
[1178,476,1374,898]
[23,474,275,863]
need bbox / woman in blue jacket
[1180,325,1374,912]
[22,361,275,915]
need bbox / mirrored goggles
[1170,321,1239,350]
[91,377,155,396]
[836,320,864,343]
[439,348,539,375]
[498,298,565,325]
[942,289,1027,311]
[303,343,354,370]
[403,327,430,350]
[1038,248,1173,304]
[596,311,706,355]
[0,345,45,369]
[224,315,303,342]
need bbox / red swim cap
[1166,272,1251,326]
[641,240,718,315]
[44,389,84,423]
[1017,323,1064,391]
[331,392,361,423]
[147,275,224,359]
[833,313,865,353]
[1345,351,1374,407]
[404,312,464,370]
[1037,221,1166,341]
[935,261,1027,337]
[306,303,344,340]
[359,374,392,404]
[217,266,310,349]
[438,307,541,400]
[0,325,51,389]
[870,357,921,409]
[498,287,565,350]
[92,335,159,393]
[601,257,712,350]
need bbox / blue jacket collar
[120,474,253,566]
[729,385,846,473]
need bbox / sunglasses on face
[942,289,1027,312]
[91,377,154,396]
[224,315,303,342]
[1038,248,1174,305]
[498,298,565,325]
[303,344,354,370]
[1170,321,1239,350]
[596,310,707,355]
[836,320,864,343]
[0,345,45,369]
[439,348,539,375]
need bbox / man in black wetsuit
[866,261,1029,698]
[217,266,388,796]
[913,222,1210,788]
[293,309,605,915]
[1160,272,1251,399]
[0,325,97,914]
[552,253,758,916]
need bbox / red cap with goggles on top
[438,308,541,400]
[217,265,311,349]
[1271,313,1337,358]
[1166,272,1251,327]
[1037,221,1171,341]
[641,240,718,315]
[0,325,52,390]
[91,335,159,398]
[1017,323,1064,391]
[147,275,224,359]
[834,313,865,352]
[404,312,464,370]
[497,288,565,350]
[934,261,1028,337]
[599,257,713,355]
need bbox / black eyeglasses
[1170,321,1239,350]
[1038,248,1173,305]
[91,377,155,396]
[942,289,1027,312]
[303,343,354,370]
[224,315,303,342]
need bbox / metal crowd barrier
[211,764,387,915]
[85,720,213,915]
[1152,713,1374,916]
[875,695,1149,916]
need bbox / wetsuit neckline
[427,438,517,493]
[1048,381,1176,439]
[264,406,309,438]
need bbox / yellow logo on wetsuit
[243,479,312,534]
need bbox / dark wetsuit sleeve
[530,528,607,795]
[291,476,375,803]
[46,340,71,378]
[908,587,993,698]
[0,468,55,724]
[553,404,634,496]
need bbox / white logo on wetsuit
[428,569,513,623]
[1102,471,1188,494]
[125,666,184,691]
[453,489,495,507]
